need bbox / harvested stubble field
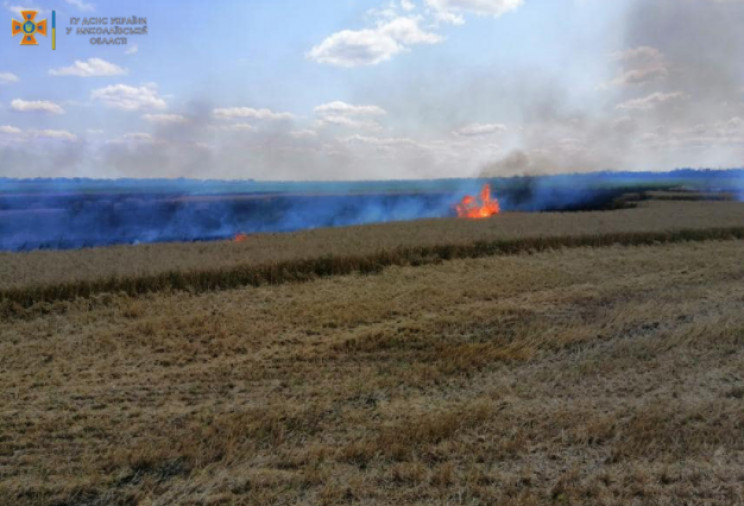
[1,199,744,505]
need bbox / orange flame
[234,233,249,242]
[456,183,500,219]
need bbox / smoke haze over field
[0,0,742,180]
[2,170,742,251]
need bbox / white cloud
[0,124,76,141]
[452,122,506,136]
[308,16,442,67]
[315,101,387,117]
[64,0,94,12]
[318,115,384,130]
[10,98,64,114]
[617,92,686,111]
[0,72,19,84]
[315,101,387,130]
[432,10,465,25]
[125,43,138,55]
[212,107,294,121]
[209,123,257,132]
[142,113,189,124]
[382,16,442,44]
[91,83,166,111]
[308,29,400,67]
[426,0,524,18]
[0,125,23,135]
[32,129,77,141]
[49,58,127,77]
[308,0,523,67]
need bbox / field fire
[455,183,501,219]
[5,1,744,504]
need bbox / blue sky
[1,0,743,180]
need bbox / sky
[0,0,743,180]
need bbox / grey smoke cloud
[482,0,744,177]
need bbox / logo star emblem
[11,10,47,45]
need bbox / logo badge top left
[12,10,47,45]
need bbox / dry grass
[2,200,744,308]
[1,235,744,505]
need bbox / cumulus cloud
[91,83,166,111]
[0,124,76,142]
[308,16,442,67]
[0,72,19,84]
[33,129,78,141]
[308,0,524,67]
[10,98,64,114]
[616,91,686,111]
[49,58,127,77]
[314,101,387,130]
[452,122,506,136]
[209,122,257,132]
[213,107,294,121]
[125,44,138,55]
[142,113,189,124]
[315,101,387,117]
[0,125,23,135]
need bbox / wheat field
[1,216,744,504]
[2,200,744,311]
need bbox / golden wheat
[2,200,744,310]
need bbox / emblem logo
[11,10,47,46]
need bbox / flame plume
[456,183,500,219]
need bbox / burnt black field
[1,170,742,251]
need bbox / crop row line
[2,227,743,312]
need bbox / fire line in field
[456,183,500,219]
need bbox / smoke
[2,0,743,183]
[3,170,742,251]
[0,182,465,250]
[474,0,744,179]
[101,100,216,178]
